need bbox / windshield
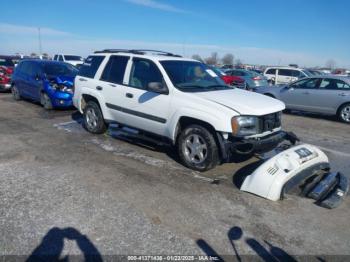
[64,55,83,61]
[0,58,15,67]
[209,66,226,76]
[160,60,230,92]
[43,63,79,77]
[303,70,314,77]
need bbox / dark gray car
[255,76,350,123]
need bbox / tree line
[191,52,242,66]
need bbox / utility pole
[38,27,42,57]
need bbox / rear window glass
[101,56,129,84]
[78,56,104,78]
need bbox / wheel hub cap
[183,134,207,164]
[341,106,350,122]
[86,108,98,128]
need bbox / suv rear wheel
[83,101,107,134]
[177,124,219,171]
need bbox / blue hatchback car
[11,60,78,109]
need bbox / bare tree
[235,58,243,66]
[191,54,204,63]
[204,52,219,65]
[325,59,336,70]
[222,53,234,65]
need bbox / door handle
[79,78,87,82]
[302,91,310,95]
[338,93,347,97]
[96,86,103,91]
[126,93,133,98]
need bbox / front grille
[260,112,281,132]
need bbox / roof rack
[131,49,182,57]
[94,49,143,54]
[94,49,182,57]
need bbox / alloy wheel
[183,134,208,164]
[86,108,98,129]
[341,106,350,122]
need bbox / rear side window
[320,79,350,90]
[265,69,276,75]
[100,56,129,84]
[53,55,58,60]
[78,56,104,78]
[278,69,293,77]
[58,55,64,62]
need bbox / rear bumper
[217,131,288,161]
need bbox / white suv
[73,49,286,171]
[264,67,312,85]
[53,54,84,67]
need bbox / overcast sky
[0,0,349,68]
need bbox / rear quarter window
[78,56,105,78]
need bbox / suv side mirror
[147,82,168,95]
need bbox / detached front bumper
[217,131,290,161]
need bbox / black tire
[11,84,21,101]
[40,92,53,110]
[83,101,107,134]
[177,124,219,171]
[338,103,350,123]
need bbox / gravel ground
[0,93,349,260]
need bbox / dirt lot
[1,93,349,260]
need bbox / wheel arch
[173,116,225,161]
[336,101,350,115]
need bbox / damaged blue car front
[11,60,78,109]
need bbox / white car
[73,49,285,171]
[264,67,312,85]
[53,54,84,67]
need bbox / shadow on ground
[27,227,102,262]
[197,226,297,262]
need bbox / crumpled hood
[48,75,74,87]
[193,88,285,116]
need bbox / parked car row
[11,60,77,109]
[0,56,15,91]
[6,49,287,171]
[255,76,350,123]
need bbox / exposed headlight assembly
[231,116,259,137]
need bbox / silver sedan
[255,76,350,123]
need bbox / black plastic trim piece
[320,173,349,209]
[105,103,167,124]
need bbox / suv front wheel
[177,124,219,171]
[83,101,107,134]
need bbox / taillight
[252,76,261,81]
